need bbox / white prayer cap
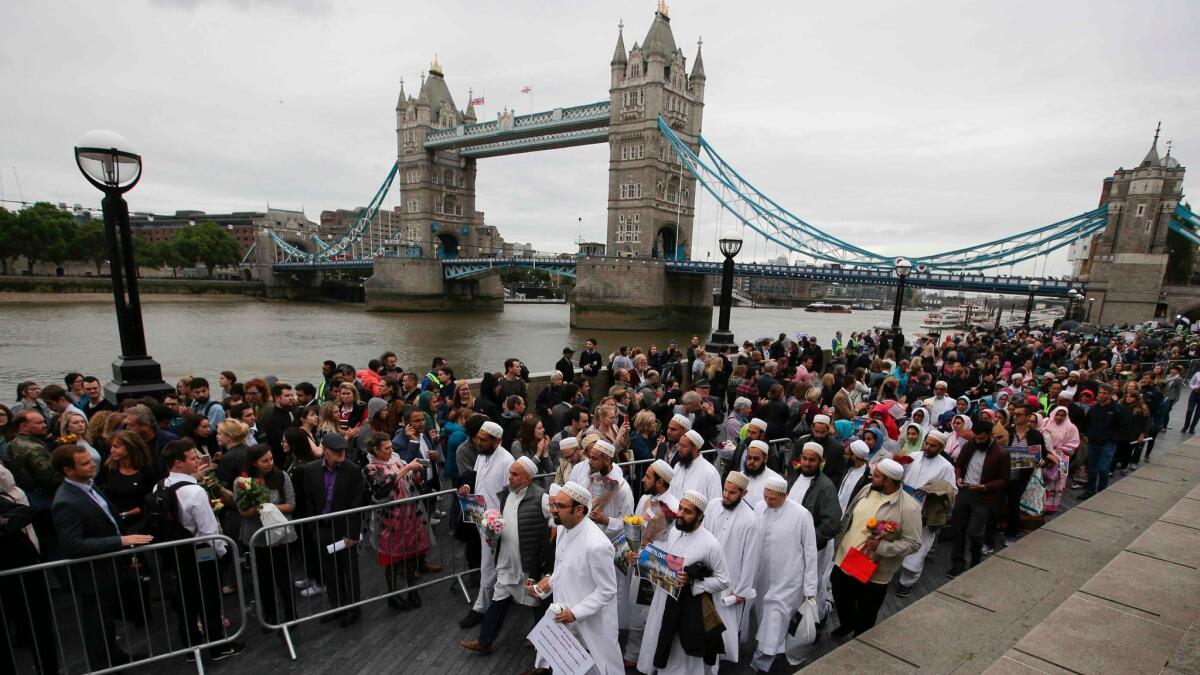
[935,380,948,389]
[1069,370,1080,376]
[593,439,616,458]
[877,458,904,481]
[748,418,768,432]
[670,414,692,430]
[725,471,749,490]
[683,429,704,450]
[681,489,709,513]
[560,481,591,508]
[801,441,824,456]
[649,459,675,483]
[559,436,579,450]
[924,430,947,446]
[481,421,504,439]
[548,483,561,497]
[764,475,789,494]
[515,456,538,477]
[850,439,870,459]
[812,414,831,427]
[747,440,769,456]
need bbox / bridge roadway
[423,101,611,157]
[272,255,1081,296]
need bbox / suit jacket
[51,481,124,591]
[832,389,855,422]
[797,472,842,550]
[298,458,364,540]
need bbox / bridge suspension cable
[269,162,399,263]
[659,117,1109,272]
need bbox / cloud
[149,0,333,15]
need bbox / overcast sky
[2,0,1197,274]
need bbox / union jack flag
[470,96,485,106]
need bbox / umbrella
[1071,324,1100,335]
[1059,320,1081,332]
[1139,336,1165,349]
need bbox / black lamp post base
[104,355,174,404]
[706,330,737,353]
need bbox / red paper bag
[839,546,878,583]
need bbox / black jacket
[653,561,725,667]
[579,349,602,378]
[555,357,575,384]
[52,481,125,592]
[297,458,364,540]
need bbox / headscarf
[992,390,1011,411]
[1040,406,1080,459]
[833,419,854,442]
[417,390,438,432]
[869,402,900,440]
[898,422,925,458]
[945,414,973,461]
[909,405,931,432]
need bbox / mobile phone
[417,458,432,468]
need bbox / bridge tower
[605,3,703,259]
[1086,124,1186,324]
[395,60,491,259]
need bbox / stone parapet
[570,257,712,331]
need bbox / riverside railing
[0,533,245,675]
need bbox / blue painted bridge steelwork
[274,256,1079,297]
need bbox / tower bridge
[257,5,1192,329]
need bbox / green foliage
[0,207,17,274]
[72,222,109,274]
[14,202,78,271]
[171,221,241,278]
[133,237,186,275]
[1166,228,1196,285]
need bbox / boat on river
[805,302,852,313]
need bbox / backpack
[143,480,195,547]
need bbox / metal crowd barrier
[247,486,474,660]
[0,533,245,675]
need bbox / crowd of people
[1,322,1198,673]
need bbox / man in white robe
[668,430,722,502]
[703,471,761,671]
[836,440,871,514]
[584,439,635,542]
[457,421,514,627]
[527,481,623,675]
[742,440,783,507]
[752,475,818,673]
[637,490,730,675]
[896,430,957,595]
[623,460,679,666]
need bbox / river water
[0,298,927,397]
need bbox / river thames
[0,297,928,395]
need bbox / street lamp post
[1086,297,1095,323]
[1023,279,1042,329]
[75,130,172,403]
[891,258,912,352]
[707,230,743,352]
[1066,288,1079,321]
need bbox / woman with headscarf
[833,419,855,445]
[473,372,503,422]
[944,414,973,461]
[897,422,926,459]
[907,404,931,433]
[868,402,900,440]
[938,396,972,431]
[992,390,1012,412]
[1039,406,1078,513]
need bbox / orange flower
[865,517,878,530]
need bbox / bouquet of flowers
[200,468,224,499]
[482,508,505,549]
[622,515,645,551]
[234,473,272,512]
[864,517,900,539]
[590,476,621,513]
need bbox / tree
[171,221,241,278]
[14,202,78,273]
[72,221,109,275]
[134,237,186,277]
[0,207,17,275]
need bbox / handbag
[258,502,294,546]
[1019,471,1046,516]
[838,545,878,584]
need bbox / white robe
[586,464,635,541]
[837,464,867,513]
[493,486,550,606]
[637,526,730,675]
[902,452,958,496]
[537,517,623,675]
[743,467,784,507]
[703,499,761,663]
[668,454,723,502]
[622,491,680,660]
[472,447,514,613]
[752,499,818,656]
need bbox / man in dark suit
[555,346,576,385]
[298,433,364,627]
[51,444,153,671]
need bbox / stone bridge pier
[569,257,712,331]
[365,257,503,311]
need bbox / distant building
[128,207,317,253]
[577,241,607,256]
[320,207,404,242]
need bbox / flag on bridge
[520,85,531,94]
[470,96,485,106]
